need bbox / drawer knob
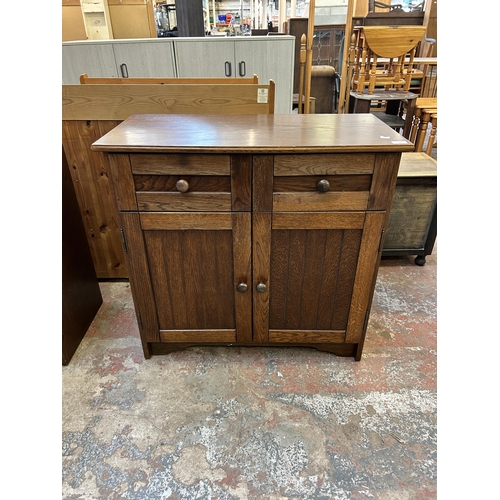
[237,283,248,293]
[256,282,267,293]
[317,179,330,192]
[176,179,189,193]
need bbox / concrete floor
[62,248,437,500]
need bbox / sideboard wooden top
[91,114,414,154]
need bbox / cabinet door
[253,211,386,345]
[174,38,236,78]
[112,41,176,78]
[123,211,252,344]
[234,37,294,114]
[62,43,118,83]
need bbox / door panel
[139,212,251,341]
[174,39,235,78]
[269,227,362,332]
[260,211,372,344]
[112,41,176,78]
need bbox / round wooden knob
[176,179,189,193]
[317,179,330,192]
[256,282,267,293]
[237,283,248,293]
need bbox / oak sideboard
[92,114,413,360]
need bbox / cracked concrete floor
[62,250,437,500]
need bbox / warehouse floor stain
[62,249,437,500]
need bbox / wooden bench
[62,81,275,278]
[79,73,259,85]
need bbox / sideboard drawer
[131,153,232,212]
[273,154,375,176]
[131,153,231,175]
[273,154,374,212]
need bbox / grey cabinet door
[234,37,294,114]
[174,38,236,78]
[112,40,177,78]
[62,43,118,83]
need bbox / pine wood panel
[80,75,259,84]
[62,120,127,278]
[62,83,275,120]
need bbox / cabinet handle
[237,283,248,293]
[175,179,189,192]
[256,282,267,293]
[120,63,129,78]
[317,179,330,192]
[225,61,232,77]
[238,61,246,77]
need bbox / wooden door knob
[176,179,189,192]
[317,179,330,192]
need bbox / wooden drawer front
[131,154,231,175]
[273,175,371,212]
[135,175,231,211]
[273,155,374,212]
[131,154,232,212]
[273,154,375,176]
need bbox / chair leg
[414,109,433,152]
[425,114,437,156]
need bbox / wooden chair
[79,73,259,85]
[351,26,427,95]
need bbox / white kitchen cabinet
[62,41,118,83]
[62,39,176,83]
[174,36,295,114]
[111,40,176,78]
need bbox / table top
[350,90,419,101]
[91,114,414,154]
